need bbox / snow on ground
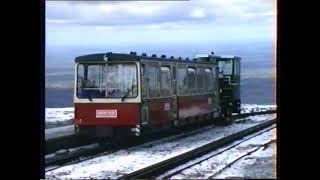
[164,125,275,179]
[45,114,275,179]
[45,125,74,140]
[45,108,74,128]
[234,114,277,124]
[214,129,276,178]
[44,104,276,129]
[46,108,74,122]
[241,104,276,113]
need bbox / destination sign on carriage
[96,109,117,118]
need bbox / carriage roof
[218,55,241,60]
[75,52,222,65]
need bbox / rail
[45,109,277,168]
[119,118,276,179]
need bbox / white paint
[164,103,170,111]
[208,97,212,105]
[96,109,117,118]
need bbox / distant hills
[46,41,274,89]
[45,41,273,67]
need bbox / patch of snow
[241,104,276,113]
[167,126,275,179]
[214,139,276,178]
[45,125,74,140]
[234,114,276,123]
[45,107,74,123]
[45,115,275,179]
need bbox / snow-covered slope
[45,108,74,128]
[241,104,276,113]
[45,114,276,179]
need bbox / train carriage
[73,52,240,138]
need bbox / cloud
[146,22,184,29]
[46,0,275,27]
[94,26,116,31]
[244,11,274,17]
[46,19,72,24]
[45,0,275,47]
[190,8,206,18]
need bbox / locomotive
[73,52,240,137]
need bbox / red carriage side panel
[148,98,172,126]
[74,103,140,126]
[178,94,214,119]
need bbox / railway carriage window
[234,60,240,75]
[172,66,176,80]
[100,66,106,91]
[141,63,145,76]
[177,66,187,95]
[218,60,233,75]
[147,63,160,98]
[87,65,100,88]
[212,66,217,92]
[77,65,84,88]
[238,60,241,75]
[76,63,137,99]
[233,61,236,75]
[141,63,147,98]
[106,63,137,98]
[172,66,177,95]
[161,66,172,97]
[197,67,205,93]
[187,67,196,93]
[237,60,240,75]
[205,68,214,92]
[77,64,106,98]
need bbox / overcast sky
[46,0,275,47]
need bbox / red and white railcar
[74,52,221,137]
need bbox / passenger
[82,79,98,88]
[91,80,97,88]
[82,79,90,88]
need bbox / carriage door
[140,62,149,125]
[171,65,178,127]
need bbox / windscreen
[76,63,138,99]
[218,59,233,75]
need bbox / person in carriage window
[82,79,97,88]
[90,80,97,88]
[82,79,90,88]
[79,79,99,98]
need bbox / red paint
[178,95,214,119]
[74,103,140,126]
[148,98,172,125]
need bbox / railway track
[46,109,276,155]
[208,139,276,179]
[45,143,110,171]
[46,135,97,155]
[159,126,276,179]
[45,110,276,169]
[119,118,276,179]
